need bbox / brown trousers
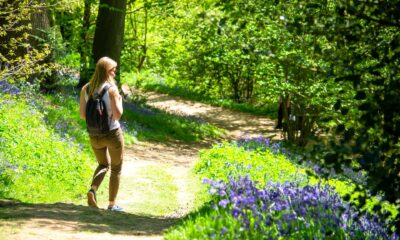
[89,128,124,202]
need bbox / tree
[92,0,127,85]
[290,0,400,232]
[78,0,95,88]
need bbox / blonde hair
[88,56,117,96]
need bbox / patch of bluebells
[0,160,27,174]
[0,80,21,95]
[124,102,158,116]
[120,119,139,137]
[235,135,368,186]
[235,135,296,159]
[309,160,368,186]
[204,176,397,239]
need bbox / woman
[79,56,124,211]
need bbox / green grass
[194,143,308,186]
[0,93,92,203]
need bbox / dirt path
[139,88,280,140]
[0,88,280,240]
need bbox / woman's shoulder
[80,83,90,96]
[107,84,118,94]
[81,83,90,92]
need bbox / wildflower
[232,207,241,218]
[202,178,210,184]
[209,188,217,195]
[220,227,227,235]
[219,199,230,208]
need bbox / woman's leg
[87,136,110,207]
[106,128,124,206]
[90,139,110,189]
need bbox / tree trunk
[30,0,55,91]
[136,3,147,72]
[30,0,51,50]
[92,0,127,85]
[78,0,93,88]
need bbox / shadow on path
[0,199,178,237]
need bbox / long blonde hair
[88,56,117,96]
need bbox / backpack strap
[86,84,110,99]
[99,84,111,98]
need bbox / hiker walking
[79,56,124,211]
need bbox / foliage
[143,0,400,230]
[0,0,51,82]
[283,0,400,229]
[2,0,399,234]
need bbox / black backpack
[85,85,111,136]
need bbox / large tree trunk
[92,0,127,85]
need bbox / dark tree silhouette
[92,0,127,86]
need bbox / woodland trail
[0,88,281,240]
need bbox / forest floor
[0,87,281,240]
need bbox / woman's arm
[109,85,123,120]
[79,85,87,120]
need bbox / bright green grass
[0,93,92,203]
[194,143,308,186]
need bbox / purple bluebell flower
[232,207,241,218]
[219,199,230,208]
[220,227,227,235]
[202,178,210,184]
[209,188,217,195]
